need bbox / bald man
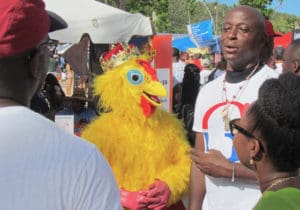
[189,5,278,210]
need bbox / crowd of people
[1,0,300,210]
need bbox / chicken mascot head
[82,42,191,210]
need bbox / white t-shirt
[0,106,122,210]
[275,62,283,74]
[172,61,186,87]
[193,65,278,210]
[200,69,212,86]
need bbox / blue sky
[205,0,300,16]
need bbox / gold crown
[100,42,156,72]
[100,42,140,72]
[140,42,156,61]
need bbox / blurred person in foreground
[189,5,278,210]
[231,72,300,210]
[282,39,300,75]
[0,0,121,209]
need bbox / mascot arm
[120,188,160,210]
[156,138,191,205]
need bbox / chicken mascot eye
[127,69,144,85]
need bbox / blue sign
[190,19,214,45]
[172,36,197,52]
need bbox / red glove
[120,188,160,210]
[146,180,171,209]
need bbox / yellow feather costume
[82,46,191,208]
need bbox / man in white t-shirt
[189,6,278,210]
[0,1,121,209]
[264,20,282,74]
[200,58,212,86]
[172,47,186,87]
[273,46,285,74]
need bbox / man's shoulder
[258,65,279,78]
[201,73,224,90]
[195,75,223,103]
[3,107,98,158]
[37,112,96,150]
[200,69,212,76]
[45,121,102,167]
[172,61,186,69]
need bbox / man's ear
[29,51,41,79]
[29,48,49,79]
[260,32,268,48]
[261,32,267,44]
[292,60,299,74]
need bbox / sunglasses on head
[229,118,265,152]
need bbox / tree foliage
[238,0,274,18]
[99,0,299,35]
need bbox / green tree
[153,0,170,33]
[100,0,298,34]
[238,0,283,19]
[125,0,154,17]
[212,3,231,35]
[99,0,170,33]
[99,0,154,17]
[168,0,199,33]
[272,12,299,32]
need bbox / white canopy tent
[45,0,154,43]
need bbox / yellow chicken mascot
[82,43,191,210]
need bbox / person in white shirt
[0,1,122,209]
[273,46,285,74]
[199,58,212,86]
[172,47,186,87]
[189,6,278,210]
[264,20,282,73]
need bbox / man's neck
[225,62,263,83]
[0,98,23,107]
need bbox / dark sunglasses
[229,118,260,139]
[38,38,59,52]
[229,118,262,140]
[229,118,265,152]
[28,38,58,60]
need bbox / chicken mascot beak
[142,80,167,107]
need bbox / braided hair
[247,72,300,172]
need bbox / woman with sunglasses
[231,72,300,210]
